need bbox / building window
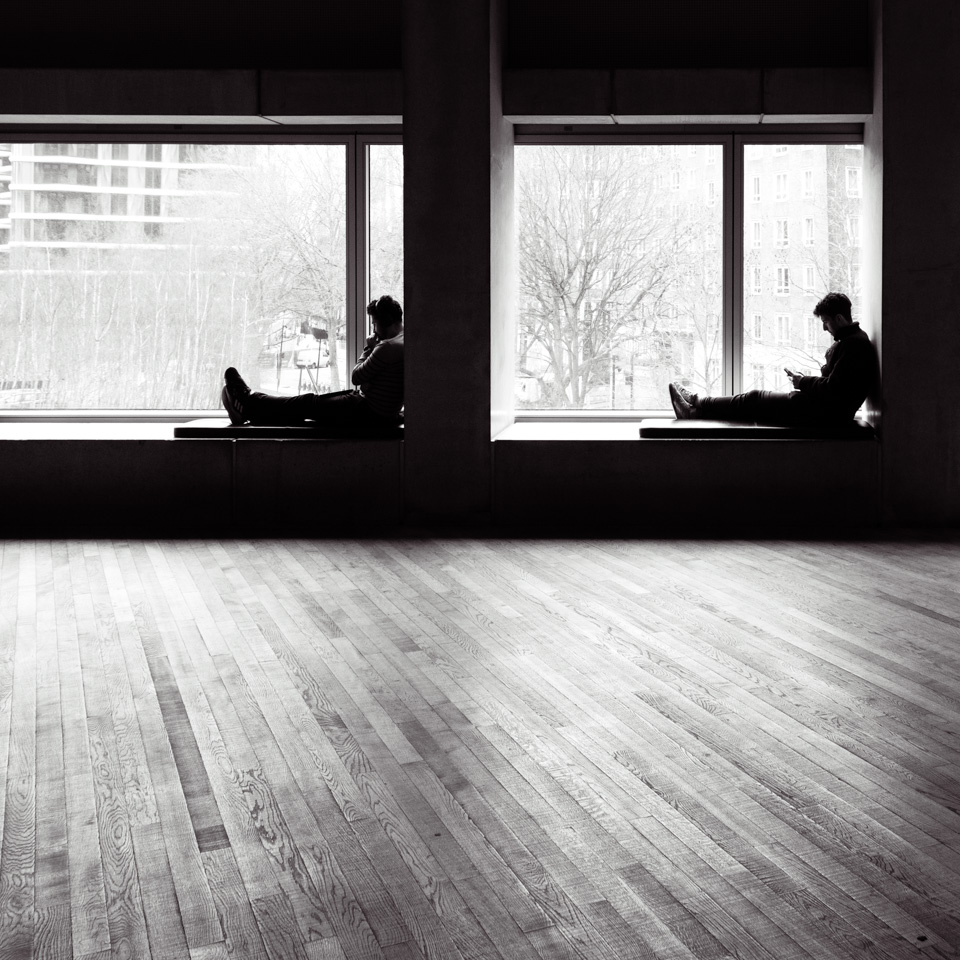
[776,315,791,343]
[803,170,813,197]
[804,217,815,245]
[751,221,761,247]
[775,219,789,246]
[777,267,790,295]
[0,138,402,412]
[671,171,681,191]
[775,173,788,200]
[804,265,816,290]
[846,167,862,196]
[707,181,716,205]
[847,216,861,246]
[752,314,762,339]
[774,145,788,155]
[806,317,821,348]
[751,176,761,202]
[751,266,762,294]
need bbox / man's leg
[697,389,814,425]
[244,389,366,426]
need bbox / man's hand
[360,334,379,359]
[784,367,803,388]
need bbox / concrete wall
[495,439,880,532]
[401,0,507,522]
[0,439,402,536]
[879,0,960,524]
[0,68,402,123]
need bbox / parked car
[295,336,330,368]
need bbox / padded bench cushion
[174,418,404,439]
[638,418,876,440]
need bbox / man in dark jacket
[669,292,877,425]
[221,294,404,431]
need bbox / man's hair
[813,292,853,322]
[366,295,403,327]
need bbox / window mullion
[730,134,744,395]
[346,135,361,372]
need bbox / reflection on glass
[742,143,863,393]
[0,143,347,409]
[368,144,404,335]
[515,144,723,410]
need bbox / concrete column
[402,0,514,522]
[879,0,960,524]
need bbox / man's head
[367,295,403,338]
[813,291,854,338]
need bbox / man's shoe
[222,367,252,425]
[668,382,699,420]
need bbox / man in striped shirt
[221,295,404,432]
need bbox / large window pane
[742,143,863,392]
[0,143,348,409]
[516,144,723,410]
[368,144,404,327]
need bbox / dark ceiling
[5,0,866,69]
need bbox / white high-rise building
[0,143,227,257]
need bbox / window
[513,136,862,412]
[751,363,765,388]
[0,138,403,411]
[847,215,861,246]
[742,143,861,396]
[515,143,722,409]
[806,317,821,348]
[846,166,862,197]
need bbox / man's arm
[352,339,400,386]
[795,341,875,406]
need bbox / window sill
[0,422,180,440]
[496,421,651,440]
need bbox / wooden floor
[1,538,959,960]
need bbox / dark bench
[173,417,404,439]
[637,418,876,440]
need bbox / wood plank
[0,555,38,960]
